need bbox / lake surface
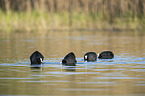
[0,30,145,96]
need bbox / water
[0,31,145,96]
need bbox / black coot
[84,52,97,62]
[30,51,44,65]
[62,52,77,66]
[98,51,114,59]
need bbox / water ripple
[93,77,141,80]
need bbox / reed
[0,0,144,32]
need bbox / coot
[30,51,44,65]
[84,52,97,62]
[98,51,114,59]
[62,52,77,66]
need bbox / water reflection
[63,66,76,72]
[30,66,43,71]
[0,31,145,96]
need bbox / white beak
[97,53,100,57]
[85,55,88,59]
[40,58,43,63]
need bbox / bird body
[30,51,44,65]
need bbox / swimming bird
[84,52,97,62]
[62,52,77,66]
[30,51,44,65]
[97,51,114,59]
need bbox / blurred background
[0,0,144,32]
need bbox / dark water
[0,31,145,96]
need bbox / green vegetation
[0,0,144,32]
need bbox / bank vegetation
[0,0,144,32]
